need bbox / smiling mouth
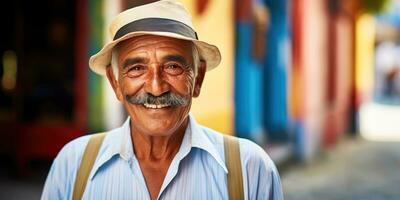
[143,103,170,109]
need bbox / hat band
[114,18,198,41]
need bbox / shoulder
[238,138,281,181]
[237,138,283,199]
[55,134,92,166]
[42,131,117,199]
[238,138,277,172]
[199,126,282,195]
[47,134,93,182]
[50,130,116,178]
[41,134,93,199]
[53,130,117,167]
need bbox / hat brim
[89,31,221,75]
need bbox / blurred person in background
[41,0,282,199]
[384,66,400,96]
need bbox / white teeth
[143,103,169,109]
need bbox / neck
[131,118,188,162]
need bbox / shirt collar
[89,113,227,180]
[188,114,227,172]
[89,118,133,180]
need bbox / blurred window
[0,0,76,123]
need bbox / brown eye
[127,65,147,77]
[164,63,184,75]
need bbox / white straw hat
[89,0,222,75]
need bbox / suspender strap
[223,135,244,200]
[73,133,106,200]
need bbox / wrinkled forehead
[116,35,194,56]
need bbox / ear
[193,61,206,98]
[106,66,124,101]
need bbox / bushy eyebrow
[122,57,148,69]
[121,55,189,69]
[162,55,189,66]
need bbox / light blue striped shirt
[41,114,283,200]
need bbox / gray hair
[110,43,200,80]
[111,47,120,78]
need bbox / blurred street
[0,160,47,200]
[282,137,400,200]
[0,176,43,200]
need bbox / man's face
[107,35,205,137]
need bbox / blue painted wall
[263,0,290,141]
[235,0,291,143]
[235,22,264,141]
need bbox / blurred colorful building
[0,0,397,171]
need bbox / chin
[127,103,191,136]
[144,121,180,136]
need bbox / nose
[144,65,169,96]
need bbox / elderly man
[41,1,282,199]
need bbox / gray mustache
[125,92,190,107]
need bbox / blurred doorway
[0,0,86,171]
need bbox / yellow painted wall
[180,0,234,134]
[355,14,375,103]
